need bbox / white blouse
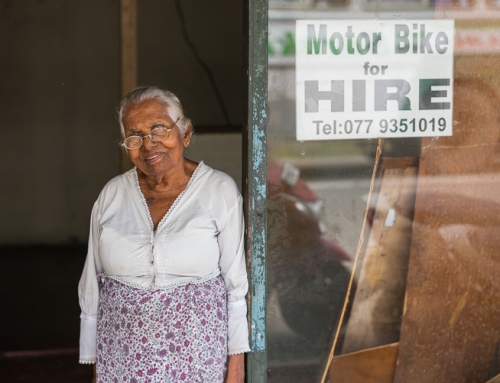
[78,162,250,364]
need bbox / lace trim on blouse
[133,161,205,233]
[228,346,252,356]
[79,357,96,364]
[105,268,221,292]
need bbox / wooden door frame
[243,0,268,382]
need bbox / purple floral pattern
[96,276,228,383]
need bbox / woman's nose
[142,135,158,150]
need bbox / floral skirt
[96,275,228,383]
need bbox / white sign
[296,20,455,141]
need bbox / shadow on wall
[0,245,87,352]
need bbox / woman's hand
[224,354,245,383]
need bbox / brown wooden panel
[487,374,500,383]
[330,343,398,383]
[120,0,137,173]
[342,165,417,354]
[393,79,500,383]
[120,0,137,98]
[381,157,419,170]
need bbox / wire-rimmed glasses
[121,118,180,150]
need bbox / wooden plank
[487,374,500,383]
[120,0,137,173]
[330,343,398,383]
[120,0,137,98]
[381,156,419,170]
[244,0,268,381]
[341,163,417,354]
[393,78,500,383]
[320,139,386,383]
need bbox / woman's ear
[184,122,194,147]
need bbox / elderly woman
[78,86,250,383]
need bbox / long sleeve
[218,193,251,355]
[78,201,103,364]
[76,165,252,361]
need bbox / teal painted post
[244,0,267,382]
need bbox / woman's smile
[143,151,165,164]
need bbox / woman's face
[122,99,190,178]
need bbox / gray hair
[118,86,192,139]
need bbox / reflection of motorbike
[267,160,351,353]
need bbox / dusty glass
[266,1,500,382]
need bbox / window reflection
[267,1,500,382]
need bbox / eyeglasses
[121,118,180,150]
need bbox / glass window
[266,2,500,382]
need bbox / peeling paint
[246,0,268,380]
